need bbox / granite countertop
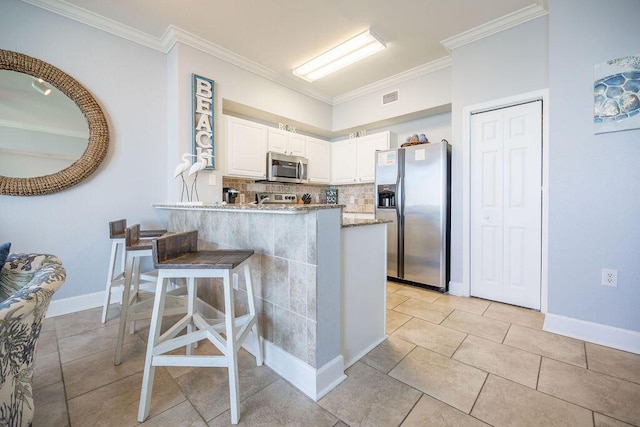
[154,203,344,213]
[341,218,392,228]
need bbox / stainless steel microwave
[266,151,308,184]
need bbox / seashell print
[594,54,640,133]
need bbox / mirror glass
[0,49,108,196]
[0,70,88,178]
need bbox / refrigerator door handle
[396,172,404,278]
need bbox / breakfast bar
[154,203,388,400]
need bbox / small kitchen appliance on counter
[223,187,239,204]
[255,192,298,204]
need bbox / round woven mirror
[0,50,108,196]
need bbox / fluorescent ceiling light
[293,29,386,82]
[32,78,52,96]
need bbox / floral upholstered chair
[0,253,66,427]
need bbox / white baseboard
[196,298,346,401]
[260,338,346,401]
[46,282,161,318]
[46,289,116,318]
[343,335,387,370]
[47,289,349,399]
[314,355,348,400]
[544,313,640,355]
[447,281,469,297]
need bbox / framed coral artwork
[594,54,640,134]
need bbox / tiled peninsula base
[156,204,345,400]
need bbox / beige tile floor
[32,282,640,426]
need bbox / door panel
[471,101,542,309]
[403,143,447,287]
[375,149,400,278]
[377,208,399,278]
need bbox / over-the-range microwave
[266,151,308,184]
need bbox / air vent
[382,90,399,105]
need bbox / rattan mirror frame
[0,50,109,196]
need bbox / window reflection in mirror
[0,70,88,178]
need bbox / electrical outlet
[208,174,216,186]
[601,269,618,287]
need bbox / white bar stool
[137,230,263,424]
[114,224,187,365]
[101,219,166,323]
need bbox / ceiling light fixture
[293,29,386,82]
[31,78,52,96]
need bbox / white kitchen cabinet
[331,139,357,184]
[268,128,306,157]
[306,136,331,183]
[356,132,391,182]
[331,131,393,184]
[225,115,268,178]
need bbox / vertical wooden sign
[192,74,214,169]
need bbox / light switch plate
[208,174,216,186]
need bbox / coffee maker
[223,187,239,204]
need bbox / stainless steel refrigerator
[375,141,451,291]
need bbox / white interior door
[470,101,542,309]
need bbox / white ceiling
[24,0,547,103]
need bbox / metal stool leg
[101,239,122,323]
[114,251,135,365]
[128,255,142,335]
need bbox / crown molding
[20,0,165,51]
[161,26,333,104]
[333,56,452,105]
[441,4,548,51]
[21,0,545,105]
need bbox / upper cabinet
[331,139,357,184]
[224,113,394,185]
[225,115,268,179]
[331,131,394,184]
[306,136,331,183]
[268,128,306,157]
[355,132,392,182]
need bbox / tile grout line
[42,291,640,426]
[467,371,490,418]
[534,356,638,422]
[535,354,543,390]
[53,319,73,427]
[396,391,423,426]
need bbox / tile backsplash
[222,177,374,213]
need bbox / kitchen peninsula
[154,203,388,400]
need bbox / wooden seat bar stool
[114,224,187,365]
[101,219,166,323]
[137,230,263,424]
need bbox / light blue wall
[0,1,334,301]
[0,1,168,300]
[165,43,333,204]
[547,0,640,331]
[449,16,549,285]
[332,67,451,132]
